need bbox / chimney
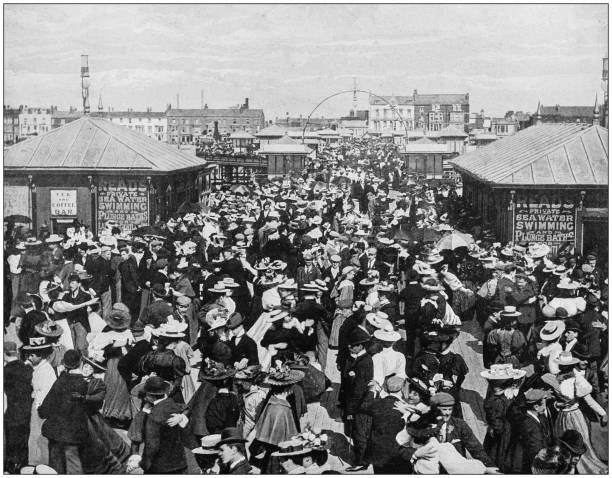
[535,101,543,126]
[413,89,418,99]
[244,98,249,109]
[593,94,600,126]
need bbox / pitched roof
[540,106,594,118]
[414,136,437,144]
[437,125,468,138]
[316,128,340,136]
[450,124,608,186]
[254,125,288,137]
[369,95,414,106]
[414,93,469,105]
[4,116,205,173]
[229,131,254,139]
[167,108,264,118]
[258,143,312,154]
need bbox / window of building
[172,119,177,124]
[432,104,440,111]
[376,109,380,118]
[453,104,462,112]
[419,107,425,114]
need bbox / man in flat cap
[430,392,497,472]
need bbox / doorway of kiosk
[51,218,78,236]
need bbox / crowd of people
[3,138,608,474]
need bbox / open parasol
[4,215,31,223]
[436,231,475,250]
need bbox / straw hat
[222,277,240,288]
[553,351,580,366]
[44,234,63,244]
[421,278,443,292]
[34,320,64,338]
[557,278,580,290]
[22,336,52,351]
[480,363,527,381]
[373,323,401,342]
[193,434,222,455]
[539,320,566,341]
[208,283,229,294]
[264,362,305,386]
[153,321,188,339]
[104,309,131,331]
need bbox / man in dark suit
[293,285,331,369]
[4,341,33,473]
[136,376,188,474]
[118,247,142,319]
[227,312,259,366]
[216,427,252,474]
[507,388,554,473]
[296,252,322,293]
[38,350,90,474]
[430,392,497,470]
[86,245,113,318]
[321,254,342,292]
[343,328,374,472]
[361,376,407,473]
[219,249,254,316]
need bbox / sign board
[97,177,149,234]
[4,186,30,218]
[50,190,77,216]
[514,191,575,254]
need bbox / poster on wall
[514,191,575,254]
[97,177,149,234]
[50,190,77,216]
[4,186,30,218]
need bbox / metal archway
[301,89,411,143]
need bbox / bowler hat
[430,392,455,407]
[216,427,247,447]
[227,312,244,329]
[144,376,171,396]
[348,328,370,346]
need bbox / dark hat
[524,388,551,404]
[264,363,305,386]
[430,392,455,407]
[235,365,263,381]
[564,319,581,333]
[227,312,244,330]
[210,341,233,365]
[151,283,169,297]
[400,412,441,443]
[559,430,587,455]
[22,336,52,352]
[556,307,570,319]
[143,376,171,396]
[199,359,236,381]
[131,320,146,337]
[216,427,247,447]
[348,328,370,346]
[104,308,131,331]
[571,342,591,361]
[62,349,82,370]
[67,273,81,283]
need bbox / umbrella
[4,214,31,223]
[176,201,203,215]
[436,231,475,250]
[230,185,251,196]
[132,225,165,237]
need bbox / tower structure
[81,55,90,114]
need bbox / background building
[19,106,53,138]
[3,106,20,145]
[167,98,265,144]
[368,95,414,132]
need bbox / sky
[4,4,608,120]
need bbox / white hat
[480,364,527,381]
[540,320,566,341]
[374,324,401,342]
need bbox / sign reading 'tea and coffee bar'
[514,191,575,253]
[97,177,149,234]
[50,189,77,216]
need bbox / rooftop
[255,124,289,137]
[450,124,608,186]
[414,93,469,105]
[437,125,468,138]
[258,142,312,154]
[4,116,205,174]
[167,108,264,118]
[540,105,594,118]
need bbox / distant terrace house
[3,106,21,145]
[167,99,265,144]
[19,107,53,138]
[534,102,602,125]
[97,110,168,142]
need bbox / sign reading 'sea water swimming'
[514,191,575,253]
[97,177,149,233]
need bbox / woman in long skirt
[329,268,355,347]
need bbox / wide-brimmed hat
[413,262,436,276]
[34,320,64,338]
[24,238,42,247]
[348,327,371,346]
[208,283,229,294]
[235,364,263,381]
[480,364,527,381]
[552,265,567,276]
[207,316,228,332]
[272,430,328,457]
[266,308,290,323]
[222,277,240,288]
[193,434,222,455]
[200,359,236,381]
[425,252,444,265]
[557,278,580,290]
[528,243,550,259]
[82,354,107,373]
[105,308,131,331]
[374,323,401,342]
[278,278,298,290]
[264,363,305,386]
[500,305,521,317]
[44,234,63,244]
[22,336,53,351]
[153,321,188,339]
[564,319,581,333]
[421,278,443,292]
[539,320,566,341]
[359,276,379,286]
[553,351,580,366]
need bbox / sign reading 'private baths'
[514,191,575,254]
[97,177,149,234]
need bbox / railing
[196,152,268,167]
